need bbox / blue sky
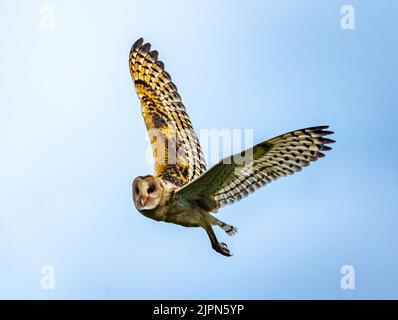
[0,0,397,299]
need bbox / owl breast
[163,199,204,228]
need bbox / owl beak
[138,196,147,208]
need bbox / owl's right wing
[129,38,206,187]
[174,126,334,212]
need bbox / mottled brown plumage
[129,38,335,257]
[129,38,206,187]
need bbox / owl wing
[174,126,334,212]
[129,38,206,187]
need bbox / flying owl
[129,38,335,257]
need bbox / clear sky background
[0,0,397,299]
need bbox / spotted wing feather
[175,126,334,212]
[129,38,206,187]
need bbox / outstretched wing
[129,38,206,187]
[175,126,334,212]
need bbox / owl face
[132,175,163,211]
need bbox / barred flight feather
[129,38,206,187]
[175,126,335,212]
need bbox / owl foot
[214,242,233,257]
[205,226,233,257]
[220,223,238,237]
[212,218,238,237]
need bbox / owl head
[132,175,163,211]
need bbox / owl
[129,38,334,257]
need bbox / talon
[218,242,232,257]
[206,227,233,257]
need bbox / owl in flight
[129,38,334,257]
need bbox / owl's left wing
[129,38,206,187]
[174,126,334,212]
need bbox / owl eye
[135,187,139,194]
[147,185,155,193]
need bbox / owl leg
[215,220,238,237]
[204,224,232,257]
[207,215,238,237]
